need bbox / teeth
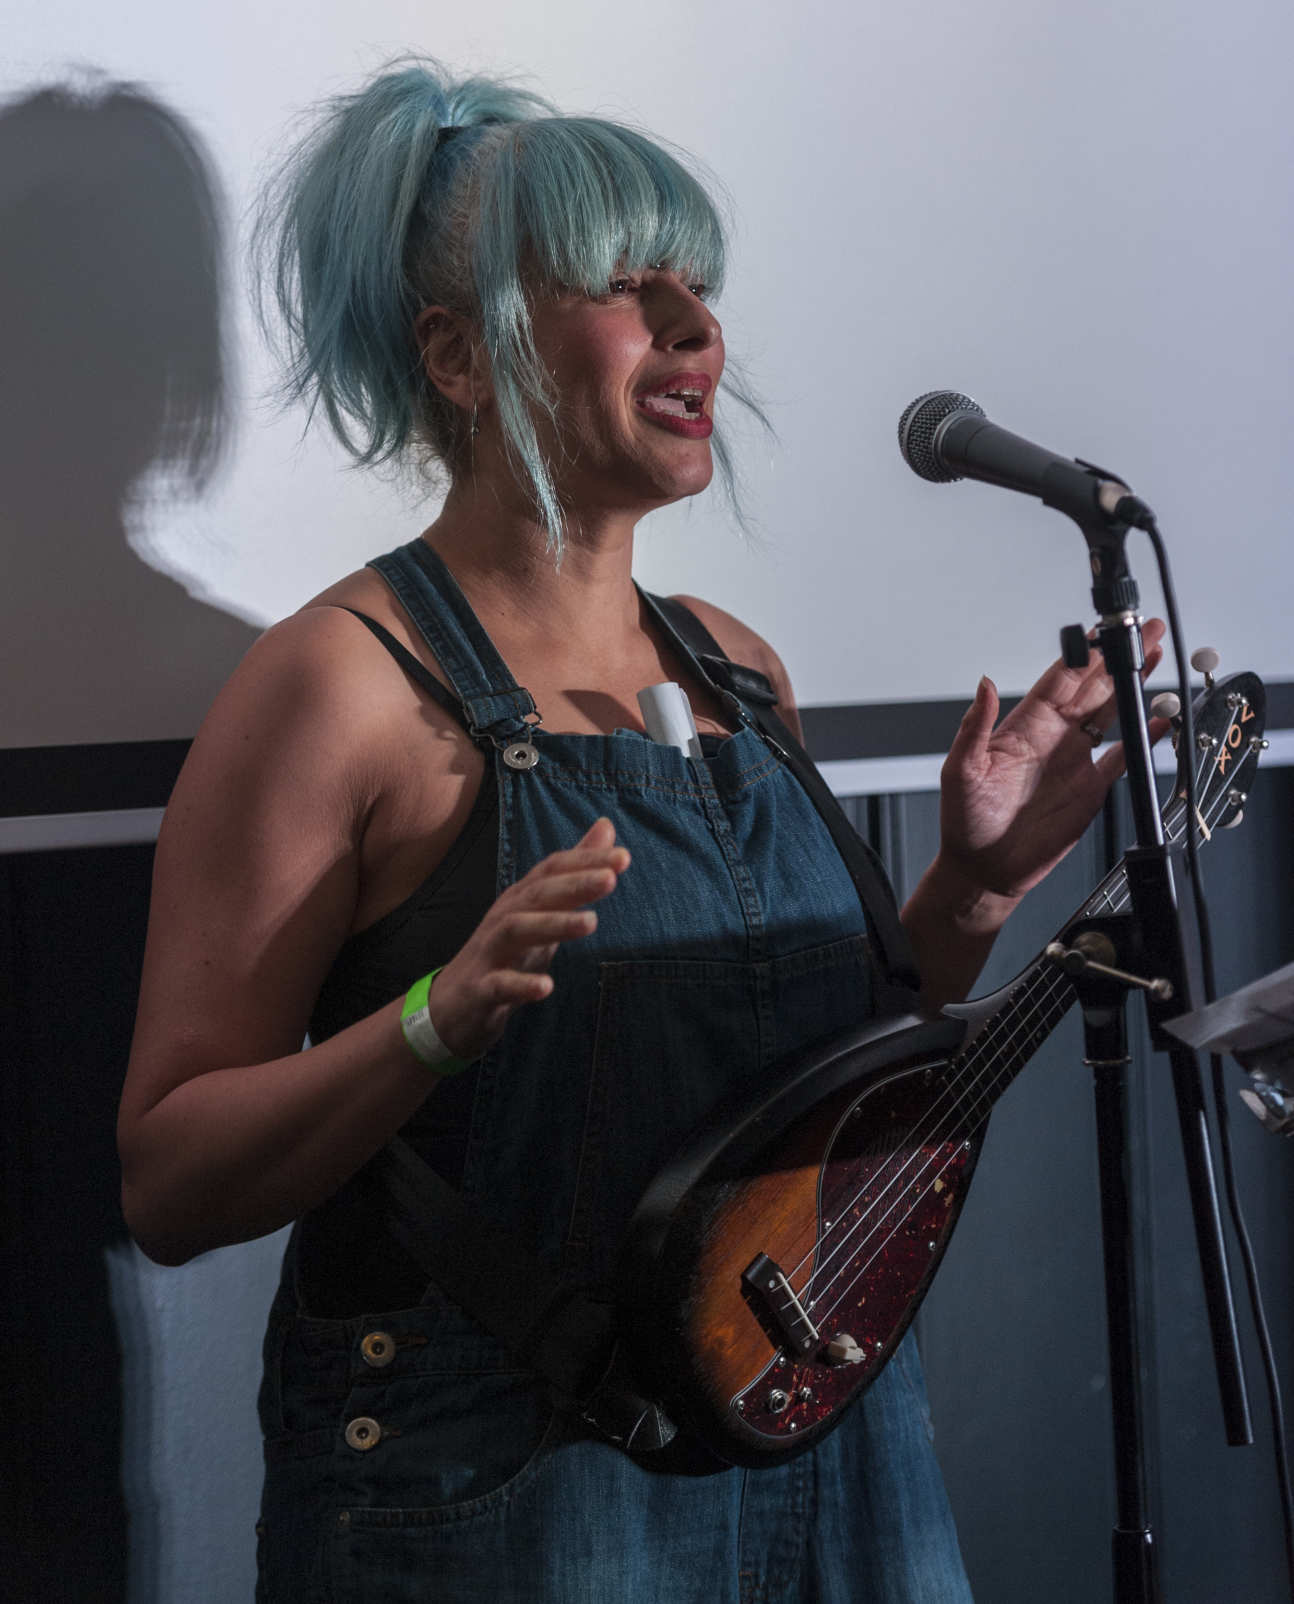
[640,395,691,417]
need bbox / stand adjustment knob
[1046,939,1174,1002]
[1060,624,1091,669]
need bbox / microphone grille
[898,390,985,482]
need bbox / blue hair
[254,59,762,550]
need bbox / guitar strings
[782,831,1143,1290]
[789,708,1242,1294]
[779,720,1244,1336]
[801,763,1232,1319]
[778,708,1241,1309]
[799,756,1236,1330]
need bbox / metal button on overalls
[344,1416,382,1451]
[360,1331,396,1368]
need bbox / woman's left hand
[937,619,1169,904]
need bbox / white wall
[4,0,1292,747]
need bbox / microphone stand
[1045,493,1252,1603]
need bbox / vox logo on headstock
[1207,681,1263,784]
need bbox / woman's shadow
[0,77,259,1601]
[0,74,258,746]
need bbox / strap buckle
[696,653,778,708]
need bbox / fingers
[519,866,622,909]
[1095,740,1128,787]
[481,969,555,1006]
[1020,617,1169,719]
[491,907,597,953]
[424,818,631,1063]
[529,818,630,881]
[1140,628,1165,682]
[1068,624,1169,740]
[493,819,629,960]
[1094,713,1173,786]
[945,676,999,780]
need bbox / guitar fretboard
[945,795,1193,1128]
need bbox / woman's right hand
[426,816,629,1063]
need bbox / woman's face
[523,265,725,519]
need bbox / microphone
[897,390,1155,532]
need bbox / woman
[119,61,1162,1602]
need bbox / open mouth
[638,388,707,419]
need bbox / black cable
[1212,1046,1294,1597]
[1142,517,1294,1600]
[1142,520,1216,1003]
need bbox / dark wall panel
[1,844,155,1602]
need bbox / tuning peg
[1150,692,1182,721]
[1219,785,1247,828]
[1190,646,1220,689]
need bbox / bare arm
[119,609,626,1265]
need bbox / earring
[470,403,479,439]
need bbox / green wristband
[400,967,468,1074]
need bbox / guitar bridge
[742,1252,820,1355]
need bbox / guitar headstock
[1163,669,1267,836]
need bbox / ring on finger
[1080,719,1105,748]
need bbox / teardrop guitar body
[619,1013,979,1466]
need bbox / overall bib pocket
[566,936,875,1289]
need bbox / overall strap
[368,540,537,746]
[645,592,922,1000]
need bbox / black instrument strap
[649,595,922,1000]
[362,1139,673,1449]
[362,1138,611,1394]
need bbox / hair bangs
[504,119,727,298]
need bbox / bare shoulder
[197,599,400,768]
[153,603,401,946]
[166,590,462,881]
[669,594,801,732]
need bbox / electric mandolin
[619,670,1267,1466]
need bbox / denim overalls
[255,539,971,1603]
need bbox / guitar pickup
[743,1252,820,1355]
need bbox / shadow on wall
[0,74,259,749]
[0,76,257,1603]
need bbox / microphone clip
[1075,458,1157,533]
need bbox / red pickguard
[732,1069,977,1440]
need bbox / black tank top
[294,607,729,1315]
[297,611,498,1315]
